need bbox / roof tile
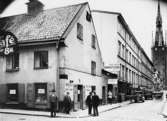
[0,3,85,41]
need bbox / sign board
[0,31,17,55]
[105,64,120,74]
[38,89,45,94]
[108,79,118,85]
[9,89,16,94]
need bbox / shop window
[7,83,18,102]
[91,34,96,49]
[34,51,48,69]
[91,61,96,75]
[6,53,19,71]
[77,23,83,40]
[35,83,47,104]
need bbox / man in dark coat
[63,92,72,114]
[86,92,93,115]
[92,91,100,116]
[49,89,58,117]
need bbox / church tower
[152,0,167,89]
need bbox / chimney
[26,0,44,15]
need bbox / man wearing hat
[49,89,58,117]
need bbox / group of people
[49,90,72,117]
[86,91,100,116]
[49,89,100,118]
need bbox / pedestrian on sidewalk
[92,91,100,116]
[49,89,58,117]
[63,92,72,114]
[86,92,93,115]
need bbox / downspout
[56,38,60,110]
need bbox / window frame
[91,34,96,49]
[77,23,83,41]
[35,83,47,104]
[91,61,96,75]
[34,51,48,69]
[6,53,19,72]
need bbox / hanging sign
[0,31,17,55]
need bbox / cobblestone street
[0,100,166,121]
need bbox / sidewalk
[0,101,130,118]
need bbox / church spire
[156,0,162,28]
[155,0,164,46]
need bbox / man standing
[63,92,72,114]
[86,92,93,115]
[92,91,100,116]
[49,89,58,117]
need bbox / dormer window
[86,11,92,22]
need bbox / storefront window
[35,83,47,104]
[7,83,18,102]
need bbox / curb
[0,102,131,118]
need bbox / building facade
[0,1,107,110]
[152,1,167,89]
[92,10,154,100]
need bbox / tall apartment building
[92,10,154,99]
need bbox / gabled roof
[0,2,87,42]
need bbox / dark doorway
[78,85,83,109]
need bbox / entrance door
[7,83,18,102]
[91,86,96,92]
[78,85,83,109]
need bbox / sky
[1,0,167,59]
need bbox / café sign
[0,31,17,55]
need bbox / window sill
[6,68,19,72]
[34,67,48,70]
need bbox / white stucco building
[0,1,107,110]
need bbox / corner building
[0,1,107,110]
[92,10,154,100]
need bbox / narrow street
[0,100,166,121]
[84,100,165,121]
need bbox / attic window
[77,23,83,40]
[91,34,96,49]
[86,11,92,22]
